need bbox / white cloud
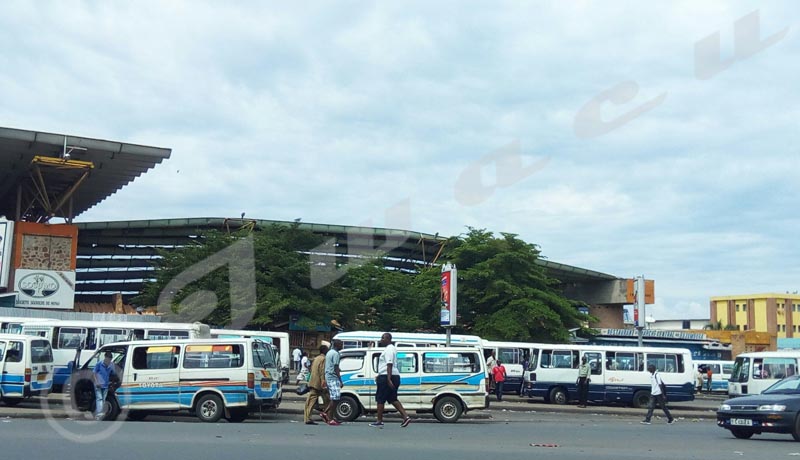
[2,1,799,320]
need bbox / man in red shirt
[492,360,507,402]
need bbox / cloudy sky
[1,1,798,321]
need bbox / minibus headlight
[719,404,731,411]
[758,404,786,411]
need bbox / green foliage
[436,228,591,342]
[135,225,590,342]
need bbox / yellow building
[710,293,800,338]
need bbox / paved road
[1,409,797,460]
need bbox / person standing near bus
[486,350,497,390]
[641,364,675,425]
[93,351,117,421]
[324,339,344,426]
[304,343,330,425]
[293,346,302,373]
[706,367,713,393]
[577,355,590,408]
[492,360,507,401]
[370,332,412,428]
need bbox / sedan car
[717,375,800,440]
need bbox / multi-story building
[710,293,800,338]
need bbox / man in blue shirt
[93,351,116,420]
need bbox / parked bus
[70,337,281,422]
[210,329,290,384]
[335,346,488,423]
[481,341,538,395]
[522,344,695,408]
[729,351,800,396]
[19,319,211,391]
[0,334,54,405]
[695,360,734,393]
[333,331,484,349]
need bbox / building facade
[710,293,800,338]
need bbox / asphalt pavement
[0,380,725,421]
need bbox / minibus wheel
[101,396,120,421]
[792,414,800,441]
[434,396,462,423]
[731,429,754,439]
[336,395,361,422]
[196,394,224,423]
[549,387,568,405]
[1,397,22,406]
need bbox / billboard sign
[15,269,76,310]
[0,218,12,289]
[440,263,457,327]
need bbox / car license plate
[37,373,48,382]
[730,419,752,426]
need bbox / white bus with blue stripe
[522,344,695,408]
[334,347,489,423]
[70,338,281,422]
[0,334,54,406]
[334,330,484,349]
[18,319,210,391]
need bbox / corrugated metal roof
[0,126,170,221]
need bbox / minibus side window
[56,327,87,349]
[183,344,243,369]
[422,352,477,373]
[0,341,5,360]
[99,329,129,346]
[340,354,365,372]
[584,352,602,375]
[133,346,181,370]
[6,341,22,363]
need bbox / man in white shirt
[641,364,675,425]
[292,347,302,372]
[369,332,412,428]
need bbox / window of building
[742,324,747,331]
[743,304,747,312]
[736,305,740,312]
[782,325,787,332]
[682,320,691,329]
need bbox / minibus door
[125,345,181,409]
[583,352,604,403]
[1,340,25,398]
[394,350,421,407]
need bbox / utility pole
[635,275,646,347]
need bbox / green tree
[433,228,591,342]
[134,225,336,328]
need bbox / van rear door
[1,339,25,397]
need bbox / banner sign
[15,269,76,310]
[0,219,12,289]
[440,264,457,327]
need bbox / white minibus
[522,344,695,408]
[0,334,54,405]
[210,329,290,384]
[728,351,800,396]
[695,360,733,393]
[70,338,281,422]
[335,346,488,423]
[20,319,211,391]
[333,330,484,349]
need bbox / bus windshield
[731,357,750,382]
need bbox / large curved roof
[0,127,171,221]
[74,217,617,303]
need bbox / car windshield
[763,377,800,394]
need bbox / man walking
[324,339,344,426]
[304,342,331,425]
[93,351,117,420]
[641,364,674,425]
[577,355,590,408]
[369,332,412,428]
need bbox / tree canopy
[135,225,591,342]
